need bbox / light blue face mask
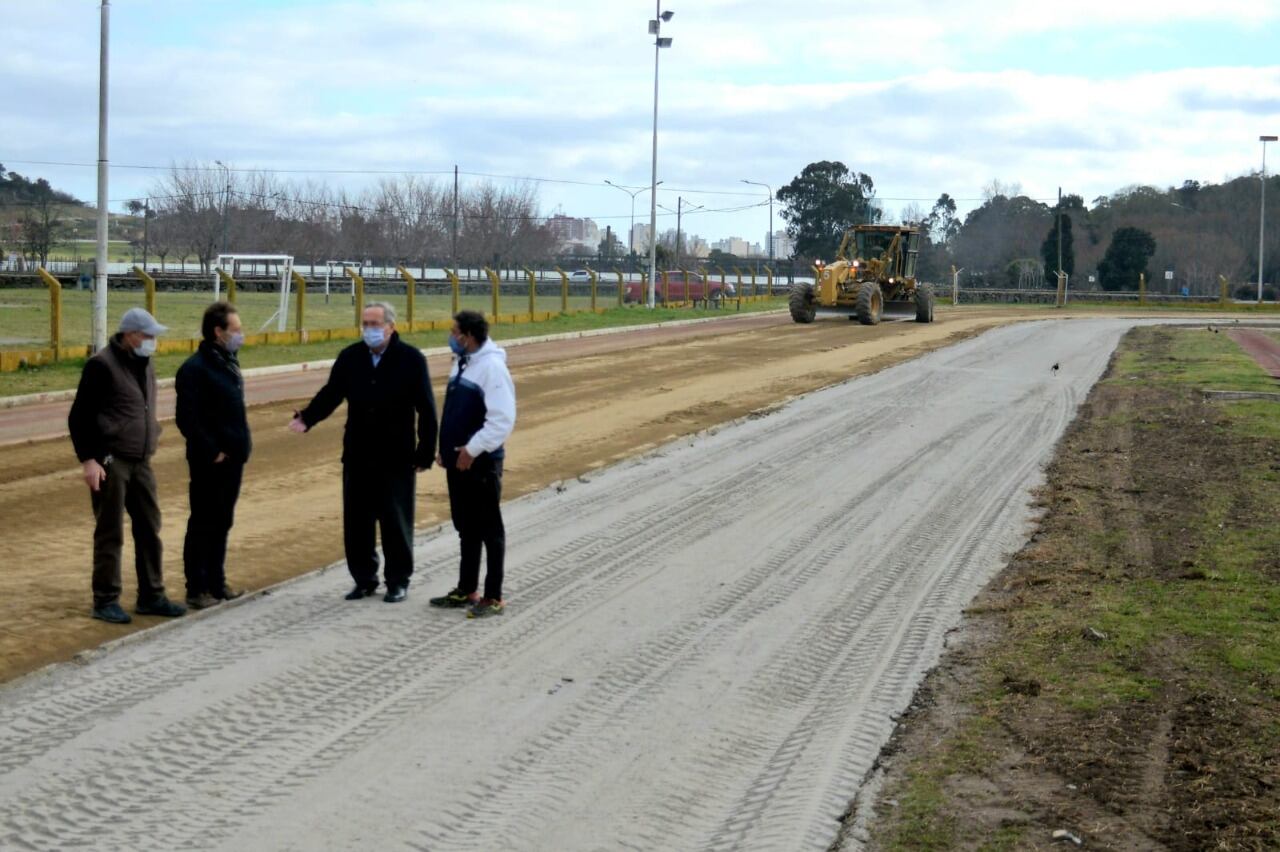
[448,336,467,356]
[136,338,157,358]
[224,331,245,353]
[363,327,386,348]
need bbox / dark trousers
[446,460,505,601]
[90,457,165,607]
[342,464,416,589]
[182,459,244,598]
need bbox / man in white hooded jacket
[430,310,517,618]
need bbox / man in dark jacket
[68,308,187,624]
[289,302,437,602]
[175,301,251,610]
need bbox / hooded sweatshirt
[439,338,516,470]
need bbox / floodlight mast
[646,4,673,309]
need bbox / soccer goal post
[214,254,295,332]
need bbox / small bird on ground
[1051,362,1060,375]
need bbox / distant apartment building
[630,222,652,253]
[769,230,795,259]
[548,214,600,250]
[712,236,753,257]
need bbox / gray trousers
[90,457,166,607]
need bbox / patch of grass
[0,298,784,397]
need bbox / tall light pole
[647,4,673,308]
[92,0,111,352]
[1259,135,1277,303]
[741,179,773,264]
[605,179,662,260]
[215,160,231,258]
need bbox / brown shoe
[185,592,220,610]
[217,585,245,601]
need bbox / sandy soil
[0,308,1031,683]
[0,314,1144,850]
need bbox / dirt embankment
[0,309,1033,683]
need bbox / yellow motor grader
[789,224,934,324]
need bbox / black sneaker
[135,597,187,617]
[92,602,132,624]
[467,598,506,619]
[429,588,477,608]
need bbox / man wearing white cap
[68,307,187,624]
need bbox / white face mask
[136,338,157,358]
[363,327,386,348]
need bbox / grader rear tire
[855,281,882,325]
[914,284,935,323]
[789,283,816,323]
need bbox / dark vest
[90,335,160,460]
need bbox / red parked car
[623,272,736,303]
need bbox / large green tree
[1098,226,1156,291]
[776,161,878,260]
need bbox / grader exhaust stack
[789,225,934,324]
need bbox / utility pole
[142,197,149,269]
[1260,136,1277,303]
[1057,186,1063,284]
[92,0,111,352]
[452,164,459,276]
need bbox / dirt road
[0,309,1020,682]
[0,315,1141,850]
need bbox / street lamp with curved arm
[741,179,773,263]
[605,179,662,259]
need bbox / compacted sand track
[0,316,1140,850]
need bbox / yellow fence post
[561,269,569,314]
[1139,272,1146,306]
[1219,274,1229,307]
[615,271,625,307]
[397,265,416,327]
[345,267,365,326]
[37,267,62,358]
[733,267,744,302]
[764,266,773,298]
[217,268,237,304]
[660,271,669,307]
[749,268,757,298]
[132,266,157,316]
[483,267,501,317]
[640,272,649,306]
[524,267,537,317]
[291,270,307,333]
[447,269,461,316]
[589,269,598,311]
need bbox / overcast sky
[3,0,1279,248]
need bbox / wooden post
[615,271,624,307]
[524,267,537,317]
[133,265,157,317]
[397,265,416,327]
[291,270,307,332]
[483,266,501,317]
[37,267,62,358]
[1139,272,1146,306]
[345,267,365,326]
[217,268,236,304]
[1219,274,1229,307]
[447,269,461,316]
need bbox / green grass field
[0,290,785,396]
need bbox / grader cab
[789,225,934,324]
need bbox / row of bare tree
[137,164,557,273]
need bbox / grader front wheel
[855,281,882,325]
[789,283,816,323]
[914,284,935,323]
